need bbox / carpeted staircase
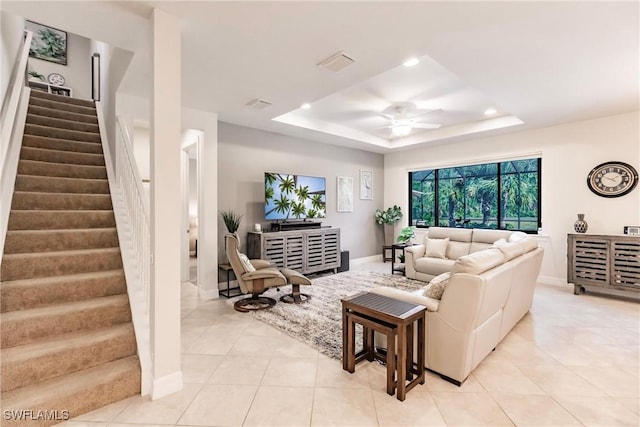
[1,90,141,426]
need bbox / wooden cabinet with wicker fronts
[247,228,341,274]
[568,234,640,299]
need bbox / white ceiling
[4,1,638,154]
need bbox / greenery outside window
[409,158,541,232]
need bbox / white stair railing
[96,105,152,395]
[0,30,32,261]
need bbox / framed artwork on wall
[360,169,373,200]
[26,20,68,65]
[337,176,353,212]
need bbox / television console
[248,228,340,274]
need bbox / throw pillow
[423,272,451,300]
[425,237,449,259]
[238,253,255,272]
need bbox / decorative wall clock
[586,161,638,198]
[47,73,65,86]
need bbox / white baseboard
[198,286,219,300]
[151,371,183,400]
[538,275,567,287]
[350,254,383,265]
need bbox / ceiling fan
[379,102,441,137]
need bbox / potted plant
[397,226,416,244]
[220,210,243,234]
[375,205,402,245]
[28,70,45,81]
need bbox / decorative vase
[574,214,588,233]
[384,224,394,246]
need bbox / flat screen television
[264,172,326,221]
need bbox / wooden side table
[342,291,426,401]
[218,264,242,298]
[391,243,413,275]
[382,245,393,262]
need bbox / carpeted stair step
[0,355,140,427]
[0,294,132,348]
[1,269,126,312]
[27,113,100,134]
[1,247,122,281]
[8,210,115,230]
[11,191,112,210]
[3,228,119,254]
[23,135,103,154]
[1,323,136,392]
[20,146,105,166]
[15,175,109,194]
[30,90,96,108]
[28,104,98,124]
[18,159,107,179]
[28,95,97,116]
[24,123,101,143]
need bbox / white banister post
[149,8,182,399]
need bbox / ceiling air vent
[246,98,272,110]
[317,51,355,72]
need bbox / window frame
[408,157,542,233]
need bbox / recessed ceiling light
[484,108,497,116]
[403,57,420,67]
[301,103,311,110]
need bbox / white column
[149,8,182,399]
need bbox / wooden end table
[391,243,413,276]
[341,291,426,401]
[218,264,242,298]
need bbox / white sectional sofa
[405,227,528,282]
[373,232,543,385]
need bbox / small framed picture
[624,226,640,236]
[360,169,373,200]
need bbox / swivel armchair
[225,233,286,312]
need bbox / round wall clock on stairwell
[47,73,65,86]
[587,161,638,198]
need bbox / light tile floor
[64,261,639,426]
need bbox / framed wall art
[360,169,373,200]
[26,20,67,65]
[337,176,353,212]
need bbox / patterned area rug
[229,270,424,359]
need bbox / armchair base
[234,295,277,312]
[280,284,311,304]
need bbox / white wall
[384,111,640,284]
[0,10,24,107]
[27,31,91,100]
[218,122,385,263]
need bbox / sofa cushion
[428,227,472,242]
[425,237,449,258]
[472,229,512,244]
[447,241,472,259]
[239,253,256,273]
[415,257,456,276]
[520,237,538,253]
[452,248,505,275]
[496,242,525,261]
[492,238,507,247]
[424,272,451,300]
[508,231,528,242]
